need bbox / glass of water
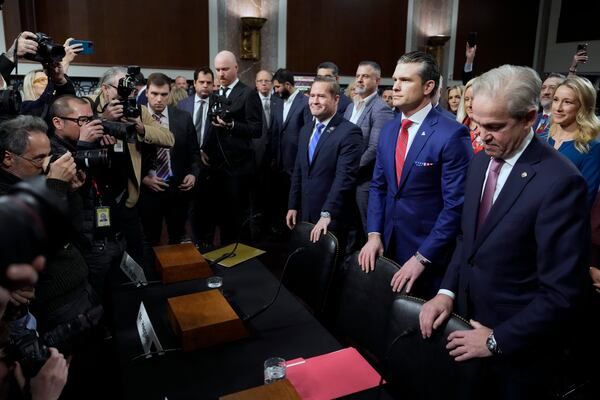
[206,276,223,289]
[264,357,286,384]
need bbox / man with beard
[534,73,565,141]
[270,68,311,232]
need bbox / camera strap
[12,33,21,76]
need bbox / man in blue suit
[358,51,472,298]
[286,77,362,242]
[344,61,394,236]
[419,65,590,399]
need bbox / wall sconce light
[426,35,450,69]
[240,17,267,61]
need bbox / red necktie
[395,119,413,186]
[477,158,505,232]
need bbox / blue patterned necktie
[152,113,173,180]
[308,122,325,164]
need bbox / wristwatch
[486,331,502,355]
[320,211,331,219]
[414,251,432,267]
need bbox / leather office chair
[384,295,482,400]
[335,253,400,367]
[282,222,339,315]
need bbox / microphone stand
[242,247,305,322]
[209,213,262,266]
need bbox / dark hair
[317,61,340,77]
[545,72,566,81]
[193,67,214,82]
[358,61,382,77]
[273,69,295,86]
[0,116,48,160]
[397,51,440,98]
[311,76,340,97]
[49,95,88,121]
[147,73,172,88]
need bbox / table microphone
[209,213,262,266]
[242,246,305,322]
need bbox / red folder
[285,347,381,400]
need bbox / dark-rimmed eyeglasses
[59,116,94,126]
[11,152,47,168]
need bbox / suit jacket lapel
[396,110,438,193]
[471,138,540,254]
[309,114,342,169]
[356,95,376,127]
[463,154,490,256]
[282,94,302,129]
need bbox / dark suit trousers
[139,184,192,246]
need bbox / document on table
[202,243,266,267]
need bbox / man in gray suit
[344,61,394,236]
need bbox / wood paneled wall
[286,0,408,77]
[452,0,540,81]
[3,0,209,69]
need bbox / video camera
[208,93,233,124]
[0,177,69,286]
[116,66,142,119]
[23,32,66,65]
[7,305,103,377]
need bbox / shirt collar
[285,88,300,105]
[501,129,534,167]
[147,104,165,119]
[315,115,334,130]
[401,102,433,125]
[223,78,239,92]
[195,93,208,103]
[356,90,377,105]
[259,93,270,101]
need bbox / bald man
[201,50,263,244]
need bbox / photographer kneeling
[90,67,174,270]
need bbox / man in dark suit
[286,77,362,242]
[317,61,352,117]
[178,67,218,247]
[202,50,263,244]
[139,73,199,245]
[270,69,311,232]
[419,65,590,399]
[344,61,395,237]
[358,51,472,299]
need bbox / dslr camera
[51,148,110,170]
[0,177,69,286]
[7,305,103,377]
[208,93,232,124]
[101,119,137,143]
[23,32,66,65]
[116,66,142,119]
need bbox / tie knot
[490,158,504,173]
[401,119,413,130]
[152,113,162,122]
[316,123,325,133]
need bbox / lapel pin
[421,132,426,136]
[521,172,528,178]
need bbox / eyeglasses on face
[59,116,95,126]
[11,152,47,167]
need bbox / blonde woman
[22,69,47,101]
[21,64,74,115]
[455,78,482,153]
[167,87,189,107]
[549,75,600,205]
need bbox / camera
[0,177,69,285]
[0,89,22,122]
[101,119,137,142]
[7,305,103,377]
[208,93,232,124]
[51,147,110,170]
[23,32,66,65]
[116,66,142,119]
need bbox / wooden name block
[219,379,300,400]
[167,290,247,351]
[154,243,212,284]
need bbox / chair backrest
[384,295,482,400]
[282,222,339,315]
[335,253,400,365]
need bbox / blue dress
[548,138,600,206]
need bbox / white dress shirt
[349,91,377,124]
[283,89,300,122]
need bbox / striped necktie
[152,113,173,180]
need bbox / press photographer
[91,66,174,269]
[202,51,262,244]
[48,95,126,298]
[18,33,76,118]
